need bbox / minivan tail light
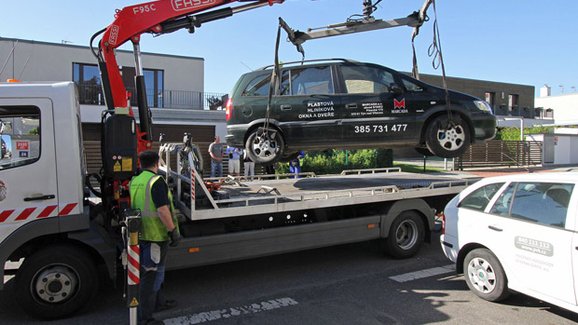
[225,98,233,122]
[439,212,446,235]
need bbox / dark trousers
[139,240,169,323]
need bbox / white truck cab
[441,172,578,313]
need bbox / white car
[440,172,577,312]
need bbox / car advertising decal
[515,236,553,257]
[349,102,384,117]
[299,101,335,119]
[393,98,408,114]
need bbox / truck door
[0,99,59,240]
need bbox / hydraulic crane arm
[95,0,282,152]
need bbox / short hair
[139,151,159,169]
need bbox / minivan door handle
[280,105,292,110]
[24,194,56,202]
[488,225,503,232]
[345,103,357,109]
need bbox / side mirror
[390,84,403,95]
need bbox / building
[1,37,227,175]
[535,85,578,125]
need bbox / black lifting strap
[261,19,284,136]
[427,0,453,124]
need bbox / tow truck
[0,0,474,320]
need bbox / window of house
[0,106,41,170]
[290,66,334,95]
[484,92,496,106]
[144,69,164,108]
[508,94,519,109]
[458,182,504,212]
[490,182,573,228]
[73,63,103,105]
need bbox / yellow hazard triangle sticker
[130,297,139,307]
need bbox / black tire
[385,211,425,258]
[245,127,285,164]
[14,245,98,319]
[463,248,510,302]
[425,115,471,158]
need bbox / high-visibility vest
[129,170,176,242]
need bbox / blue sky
[1,0,577,96]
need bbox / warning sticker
[130,297,139,307]
[122,157,133,171]
[114,161,122,172]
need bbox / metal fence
[493,105,554,119]
[456,140,543,169]
[76,83,226,110]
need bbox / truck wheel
[245,127,284,164]
[463,248,510,302]
[14,245,98,319]
[385,211,425,258]
[425,115,470,158]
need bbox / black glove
[168,229,182,247]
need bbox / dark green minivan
[225,59,496,164]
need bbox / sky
[1,0,577,97]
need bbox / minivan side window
[340,65,395,94]
[490,182,573,228]
[242,74,271,97]
[401,78,424,92]
[458,182,504,212]
[0,106,41,170]
[290,66,334,95]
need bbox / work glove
[168,229,182,247]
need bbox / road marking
[164,297,299,325]
[389,264,455,283]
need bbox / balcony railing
[493,105,554,119]
[76,83,226,110]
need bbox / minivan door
[339,65,415,146]
[0,99,59,240]
[275,65,341,149]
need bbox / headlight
[474,100,493,114]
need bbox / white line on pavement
[389,264,455,283]
[163,297,299,325]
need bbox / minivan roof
[258,58,360,70]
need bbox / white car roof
[478,171,578,184]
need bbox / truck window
[340,65,395,94]
[458,182,504,211]
[0,106,41,170]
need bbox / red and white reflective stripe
[191,169,196,211]
[0,203,78,223]
[127,245,140,285]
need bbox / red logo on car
[393,98,406,109]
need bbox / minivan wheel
[245,127,285,164]
[425,115,470,158]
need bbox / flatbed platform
[168,168,477,221]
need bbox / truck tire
[385,211,425,258]
[14,245,98,319]
[463,248,510,302]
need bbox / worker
[289,151,305,179]
[242,149,255,180]
[130,151,181,325]
[208,136,224,178]
[226,146,242,176]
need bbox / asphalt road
[2,233,578,324]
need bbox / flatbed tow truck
[0,0,478,320]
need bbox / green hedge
[276,149,393,174]
[496,126,554,141]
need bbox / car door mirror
[390,84,403,95]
